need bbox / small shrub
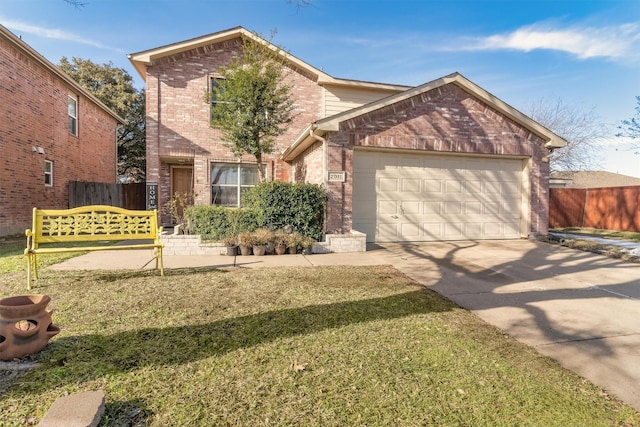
[273,230,289,247]
[252,228,275,246]
[237,231,255,247]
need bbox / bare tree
[617,96,640,149]
[63,0,86,6]
[527,98,608,172]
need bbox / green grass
[0,236,111,274]
[552,227,640,242]
[0,264,638,426]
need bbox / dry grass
[0,264,638,426]
[548,227,640,263]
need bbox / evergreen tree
[58,57,146,181]
[209,32,295,182]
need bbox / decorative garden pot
[302,246,313,255]
[226,245,238,256]
[274,245,287,255]
[288,246,298,255]
[0,294,60,361]
[239,245,252,256]
[253,245,267,256]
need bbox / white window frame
[44,160,53,186]
[68,95,78,136]
[211,163,261,207]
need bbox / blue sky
[2,0,639,176]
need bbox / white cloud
[0,17,123,53]
[464,21,640,62]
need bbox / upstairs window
[210,77,225,121]
[211,163,260,206]
[44,160,53,186]
[68,95,78,136]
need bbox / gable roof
[127,26,409,92]
[0,24,125,124]
[283,72,568,161]
[551,171,640,188]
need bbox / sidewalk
[48,247,384,272]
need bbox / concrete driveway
[369,240,640,411]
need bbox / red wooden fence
[549,186,640,232]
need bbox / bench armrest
[25,229,33,255]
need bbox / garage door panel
[352,151,525,242]
[378,200,398,215]
[444,223,464,237]
[424,201,442,214]
[465,223,483,236]
[379,178,398,192]
[378,223,399,240]
[423,222,443,238]
[445,180,462,193]
[401,201,421,214]
[445,201,462,214]
[402,179,421,193]
[465,201,483,215]
[423,179,443,192]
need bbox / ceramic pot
[0,294,60,361]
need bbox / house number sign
[327,171,346,182]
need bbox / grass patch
[0,236,111,274]
[0,266,638,426]
[552,227,640,242]
[549,228,640,263]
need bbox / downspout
[309,125,332,236]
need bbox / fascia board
[315,72,568,148]
[128,26,333,84]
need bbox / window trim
[68,95,78,136]
[44,160,53,187]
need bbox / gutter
[281,124,328,182]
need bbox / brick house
[129,27,567,245]
[0,24,124,237]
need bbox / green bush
[185,182,326,241]
[243,182,326,241]
[185,206,259,241]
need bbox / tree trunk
[256,153,266,182]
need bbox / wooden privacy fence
[68,181,146,210]
[549,186,640,232]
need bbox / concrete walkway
[49,239,640,410]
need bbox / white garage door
[352,150,527,242]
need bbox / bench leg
[26,253,37,290]
[156,247,164,276]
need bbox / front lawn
[0,265,638,426]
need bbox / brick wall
[145,37,324,223]
[323,83,550,236]
[0,33,117,236]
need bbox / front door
[170,166,193,224]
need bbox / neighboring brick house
[0,24,124,237]
[129,27,567,244]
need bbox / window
[211,163,260,206]
[68,95,78,135]
[44,160,53,186]
[210,77,225,121]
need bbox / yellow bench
[25,205,164,289]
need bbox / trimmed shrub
[185,206,259,241]
[243,182,326,241]
[185,182,326,242]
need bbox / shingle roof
[551,171,640,188]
